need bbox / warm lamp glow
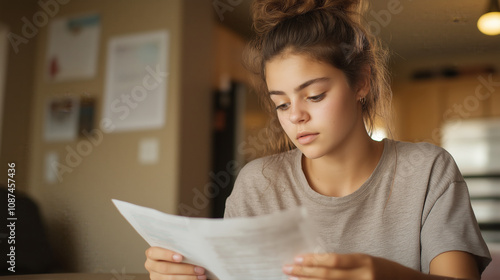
[478,11,500,35]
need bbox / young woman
[145,0,491,279]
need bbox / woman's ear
[356,65,371,99]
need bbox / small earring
[359,97,366,105]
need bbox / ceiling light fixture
[478,0,500,35]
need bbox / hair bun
[252,0,361,37]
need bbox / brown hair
[244,0,393,156]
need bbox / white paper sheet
[112,199,320,280]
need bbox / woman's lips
[297,133,319,145]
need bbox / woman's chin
[299,148,325,160]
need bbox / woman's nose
[288,102,309,124]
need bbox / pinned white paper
[102,30,169,133]
[45,14,101,82]
[45,151,59,184]
[44,96,80,142]
[138,138,159,165]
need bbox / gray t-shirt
[224,138,491,274]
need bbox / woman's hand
[145,247,207,280]
[282,253,385,280]
[282,252,479,280]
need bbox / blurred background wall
[0,0,220,273]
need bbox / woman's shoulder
[236,148,300,182]
[386,138,464,182]
[388,138,455,163]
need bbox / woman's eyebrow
[268,77,330,95]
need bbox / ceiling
[217,0,500,62]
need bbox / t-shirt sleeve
[223,158,264,219]
[420,153,491,274]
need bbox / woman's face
[265,53,366,159]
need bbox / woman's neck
[302,134,385,197]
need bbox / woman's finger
[294,253,370,269]
[145,258,206,276]
[283,263,365,280]
[146,247,184,262]
[150,271,207,280]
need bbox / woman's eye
[275,103,289,111]
[308,93,325,102]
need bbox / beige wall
[0,23,8,154]
[177,0,215,218]
[0,0,215,273]
[29,0,183,273]
[0,1,38,193]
